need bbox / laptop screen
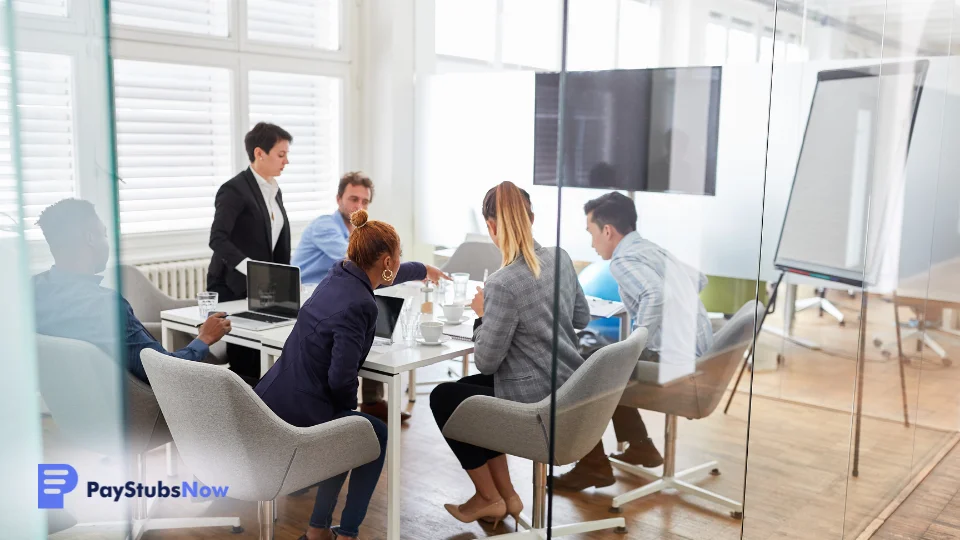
[247,262,301,318]
[374,295,405,340]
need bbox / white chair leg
[612,478,669,508]
[922,333,948,359]
[794,297,821,312]
[674,460,719,481]
[551,517,627,537]
[674,480,744,513]
[482,531,541,540]
[609,459,660,482]
[820,299,845,323]
[611,415,741,518]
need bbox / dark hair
[346,209,400,270]
[583,192,637,235]
[36,198,99,256]
[244,122,293,162]
[338,171,375,202]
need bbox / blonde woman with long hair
[430,181,591,529]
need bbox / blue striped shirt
[610,232,713,364]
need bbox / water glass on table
[451,273,470,303]
[399,310,420,343]
[197,292,218,319]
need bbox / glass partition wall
[746,1,960,539]
[0,0,127,536]
[420,1,960,539]
[545,2,763,539]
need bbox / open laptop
[373,295,406,345]
[228,261,301,331]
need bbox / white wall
[413,54,960,284]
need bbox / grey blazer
[472,243,591,403]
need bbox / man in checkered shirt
[555,191,714,492]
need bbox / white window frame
[433,0,659,73]
[9,0,360,263]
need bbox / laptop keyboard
[230,311,290,324]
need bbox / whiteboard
[774,62,928,287]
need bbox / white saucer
[416,335,451,346]
[438,315,470,325]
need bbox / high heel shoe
[504,495,523,531]
[481,494,523,531]
[444,497,507,528]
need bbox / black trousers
[430,374,503,470]
[208,283,261,383]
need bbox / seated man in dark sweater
[33,198,231,383]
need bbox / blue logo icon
[38,464,79,509]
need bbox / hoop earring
[382,268,394,282]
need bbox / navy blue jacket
[255,260,426,427]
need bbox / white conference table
[160,281,475,540]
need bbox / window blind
[248,70,341,223]
[113,59,232,234]
[247,0,339,50]
[112,0,229,37]
[14,0,68,17]
[0,51,76,236]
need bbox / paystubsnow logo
[38,463,229,509]
[38,464,79,509]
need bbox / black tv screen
[533,66,721,195]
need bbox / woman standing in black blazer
[207,122,292,380]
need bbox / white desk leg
[260,350,271,378]
[386,373,402,540]
[161,324,174,351]
[619,314,629,342]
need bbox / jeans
[309,410,387,538]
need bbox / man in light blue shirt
[556,191,714,491]
[292,173,410,423]
[292,172,373,284]
[33,198,231,384]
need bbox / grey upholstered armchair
[142,349,382,540]
[443,327,649,538]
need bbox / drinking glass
[452,272,470,303]
[400,311,420,343]
[197,292,218,319]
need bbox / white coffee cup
[441,303,464,322]
[419,321,444,343]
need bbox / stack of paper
[586,295,627,318]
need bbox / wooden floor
[48,288,960,540]
[874,441,960,539]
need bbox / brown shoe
[552,458,615,492]
[610,438,664,468]
[359,400,411,424]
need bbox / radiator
[137,259,209,300]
